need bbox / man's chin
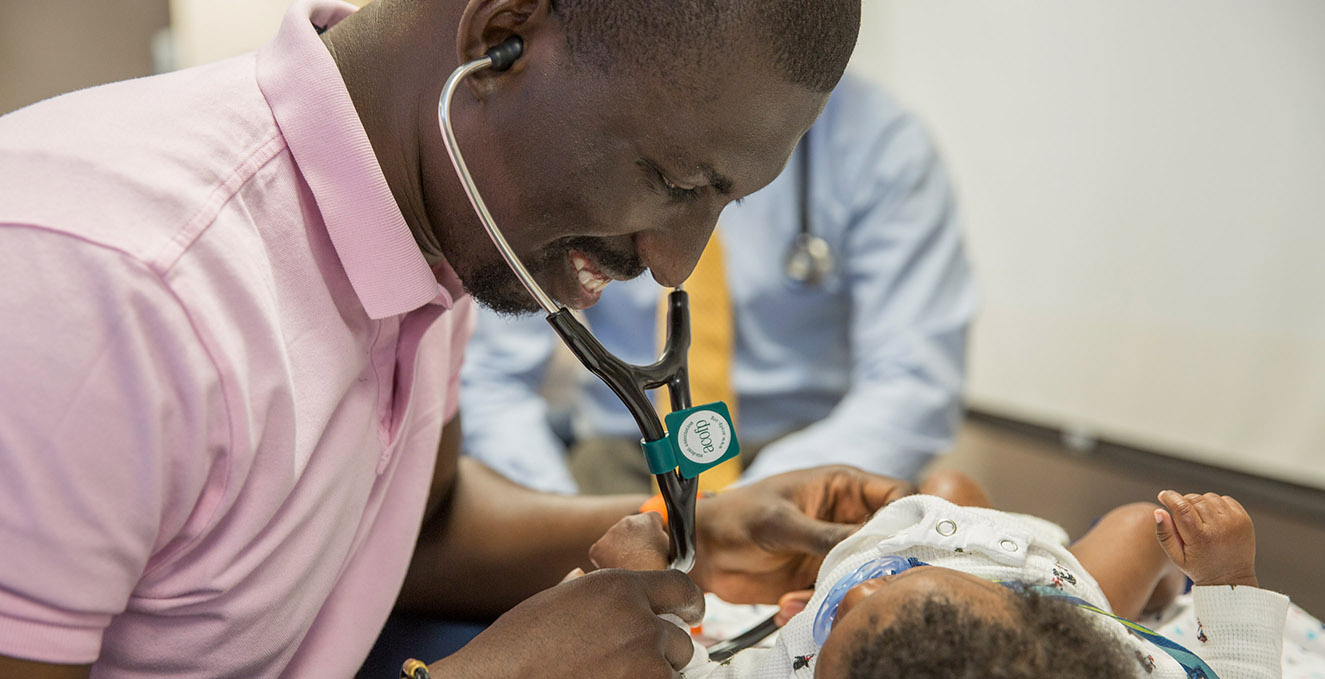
[468,286,547,317]
[456,258,548,317]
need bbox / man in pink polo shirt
[0,0,902,677]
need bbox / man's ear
[455,0,551,91]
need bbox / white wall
[852,2,1325,487]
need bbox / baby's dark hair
[839,586,1140,679]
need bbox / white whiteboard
[851,1,1325,487]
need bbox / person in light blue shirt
[459,73,977,494]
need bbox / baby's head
[813,566,1137,678]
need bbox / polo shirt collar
[256,0,463,318]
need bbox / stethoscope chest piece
[784,132,834,288]
[785,232,835,287]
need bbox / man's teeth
[572,253,610,293]
[577,269,608,292]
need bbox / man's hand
[692,465,914,603]
[1154,490,1258,588]
[430,568,703,679]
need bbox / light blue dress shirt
[460,74,977,493]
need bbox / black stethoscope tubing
[784,133,836,286]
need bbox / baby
[589,471,1290,679]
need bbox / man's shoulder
[820,73,913,136]
[801,73,949,216]
[0,55,288,263]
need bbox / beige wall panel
[0,0,169,114]
[170,0,367,67]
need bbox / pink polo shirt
[0,1,474,675]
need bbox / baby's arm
[1155,491,1290,679]
[1068,502,1183,620]
[588,512,671,571]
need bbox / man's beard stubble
[458,235,646,317]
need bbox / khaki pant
[568,436,771,495]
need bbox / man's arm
[399,416,645,619]
[399,418,912,677]
[0,228,222,674]
[403,425,706,679]
[459,308,579,493]
[401,416,917,619]
[748,104,977,482]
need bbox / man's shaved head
[552,0,860,93]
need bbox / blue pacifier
[811,555,921,646]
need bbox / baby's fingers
[1158,489,1213,543]
[1185,492,1221,525]
[1223,495,1252,521]
[1158,490,1196,527]
[1153,507,1187,565]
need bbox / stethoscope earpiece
[484,35,523,72]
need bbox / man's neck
[320,2,453,265]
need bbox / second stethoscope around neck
[783,131,836,287]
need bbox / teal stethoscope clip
[641,402,741,479]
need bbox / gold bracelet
[401,658,430,679]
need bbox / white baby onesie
[686,495,1288,679]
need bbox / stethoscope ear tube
[439,48,559,314]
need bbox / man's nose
[635,216,718,288]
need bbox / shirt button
[1000,539,1019,552]
[936,520,957,536]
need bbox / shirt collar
[256,0,463,317]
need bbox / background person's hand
[691,465,914,603]
[590,512,670,571]
[1154,490,1258,588]
[430,568,704,679]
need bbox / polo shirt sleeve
[0,226,224,664]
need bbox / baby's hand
[1154,490,1258,588]
[589,511,671,571]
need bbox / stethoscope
[438,36,701,573]
[427,40,829,674]
[784,131,836,287]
